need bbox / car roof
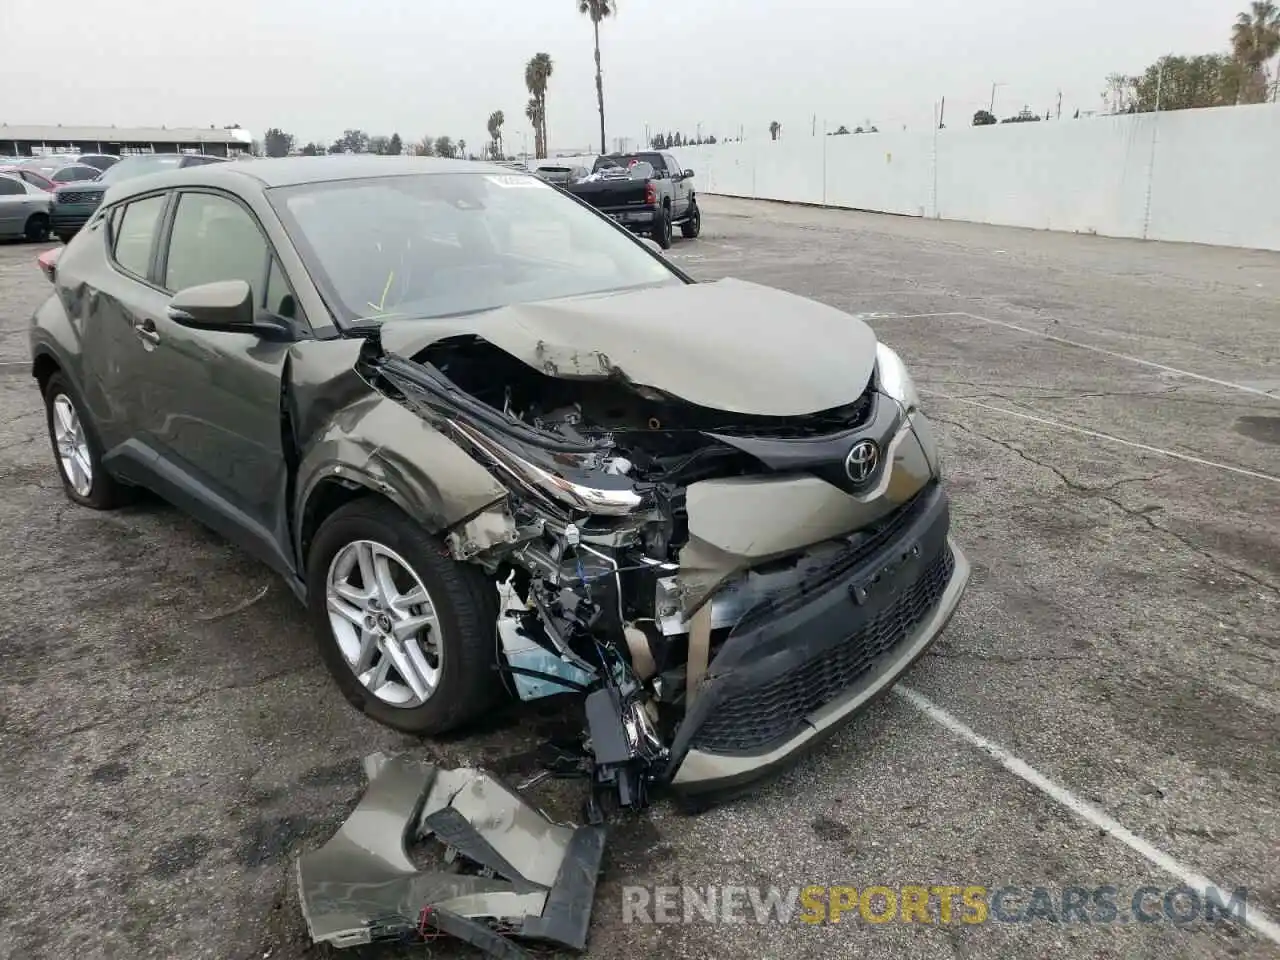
[102,155,525,204]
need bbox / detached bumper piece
[296,753,606,958]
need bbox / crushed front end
[361,287,969,812]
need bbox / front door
[0,176,27,236]
[134,189,303,573]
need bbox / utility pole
[812,114,816,136]
[990,81,1006,114]
[1056,90,1062,119]
[696,120,702,143]
[938,96,946,128]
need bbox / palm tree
[769,121,781,140]
[1232,1,1280,102]
[486,110,505,159]
[525,98,542,159]
[578,0,615,154]
[458,139,467,160]
[525,53,554,158]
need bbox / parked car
[50,152,225,242]
[48,164,104,185]
[0,173,53,241]
[565,151,700,249]
[532,163,589,185]
[0,165,55,192]
[74,154,120,172]
[28,156,967,809]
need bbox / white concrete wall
[645,103,1280,252]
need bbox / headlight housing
[875,342,920,414]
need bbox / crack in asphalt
[933,414,1280,598]
[14,665,318,747]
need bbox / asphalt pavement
[0,195,1276,960]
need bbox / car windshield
[269,171,682,326]
[99,155,185,183]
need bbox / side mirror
[167,279,293,340]
[683,169,695,179]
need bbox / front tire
[42,372,129,509]
[305,498,503,735]
[24,213,50,243]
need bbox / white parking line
[894,685,1280,947]
[924,391,1280,486]
[956,312,1279,402]
[879,310,1279,402]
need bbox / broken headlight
[452,419,643,517]
[875,342,921,414]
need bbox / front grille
[58,192,99,205]
[691,545,955,754]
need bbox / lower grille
[58,192,98,205]
[691,545,955,755]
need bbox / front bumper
[50,203,99,234]
[665,483,969,795]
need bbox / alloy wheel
[325,539,444,706]
[51,394,92,497]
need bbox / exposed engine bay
[352,280,956,823]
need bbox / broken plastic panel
[296,752,606,956]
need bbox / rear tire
[42,372,129,510]
[305,498,504,735]
[680,201,701,239]
[651,204,673,249]
[24,213,50,243]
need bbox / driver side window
[163,192,268,300]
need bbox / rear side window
[52,165,99,183]
[111,195,167,278]
[163,192,267,297]
[0,177,22,196]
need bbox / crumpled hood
[378,278,879,417]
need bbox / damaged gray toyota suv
[29,155,969,813]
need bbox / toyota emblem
[844,439,881,484]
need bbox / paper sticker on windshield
[485,175,548,189]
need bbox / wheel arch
[31,348,62,395]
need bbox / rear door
[134,188,303,571]
[79,190,174,464]
[663,152,691,217]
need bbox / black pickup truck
[564,151,700,249]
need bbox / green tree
[298,141,323,156]
[332,129,369,154]
[263,127,294,157]
[486,110,505,159]
[768,121,781,140]
[1133,54,1242,110]
[578,0,615,154]
[388,133,403,156]
[415,135,434,157]
[525,53,553,158]
[1232,1,1280,101]
[434,136,455,158]
[971,110,997,126]
[369,135,391,155]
